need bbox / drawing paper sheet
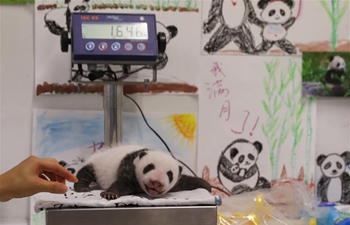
[197,56,317,197]
[34,0,201,93]
[315,100,350,204]
[201,0,349,56]
[30,108,197,223]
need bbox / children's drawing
[246,0,297,55]
[37,0,199,12]
[201,0,349,55]
[319,0,349,51]
[217,138,271,195]
[316,152,350,204]
[197,57,316,198]
[161,114,197,150]
[302,52,350,98]
[35,0,200,95]
[262,58,307,179]
[0,0,32,4]
[202,0,300,55]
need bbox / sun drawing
[162,114,197,150]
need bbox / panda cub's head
[223,139,263,170]
[317,152,350,178]
[328,55,346,72]
[133,150,182,197]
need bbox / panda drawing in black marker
[316,152,350,204]
[74,144,211,200]
[202,0,257,54]
[217,138,271,195]
[246,0,297,54]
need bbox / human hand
[0,155,78,202]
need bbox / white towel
[33,182,222,213]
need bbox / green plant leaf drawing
[319,0,349,51]
[262,59,312,181]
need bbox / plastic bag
[217,182,329,225]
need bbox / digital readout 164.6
[82,22,149,40]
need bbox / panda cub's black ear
[317,154,327,166]
[139,151,148,159]
[329,56,334,62]
[253,141,263,154]
[341,151,350,164]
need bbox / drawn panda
[246,0,297,54]
[324,55,348,97]
[316,152,350,204]
[202,0,256,54]
[74,144,211,200]
[217,138,271,195]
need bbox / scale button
[85,42,95,51]
[98,42,108,51]
[137,43,146,51]
[111,42,121,51]
[124,42,133,51]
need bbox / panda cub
[317,152,350,204]
[74,144,211,200]
[324,55,347,96]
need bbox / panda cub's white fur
[85,144,144,190]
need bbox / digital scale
[39,9,217,225]
[64,12,160,65]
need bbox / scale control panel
[64,12,160,65]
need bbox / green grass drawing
[0,0,33,4]
[262,59,306,180]
[319,0,349,51]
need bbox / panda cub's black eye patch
[143,164,155,174]
[337,162,343,169]
[167,171,173,183]
[238,155,244,163]
[324,162,331,170]
[269,10,276,16]
[248,154,255,161]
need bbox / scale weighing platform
[34,11,219,225]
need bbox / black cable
[123,94,231,197]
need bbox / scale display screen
[82,22,148,40]
[71,12,158,64]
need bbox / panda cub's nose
[151,180,163,188]
[332,170,337,174]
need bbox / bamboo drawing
[319,0,349,51]
[262,59,306,180]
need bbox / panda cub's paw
[100,191,119,200]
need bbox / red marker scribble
[250,116,260,136]
[231,110,250,134]
[205,80,230,99]
[231,0,237,6]
[219,100,231,121]
[210,62,226,77]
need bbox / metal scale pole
[103,84,123,147]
